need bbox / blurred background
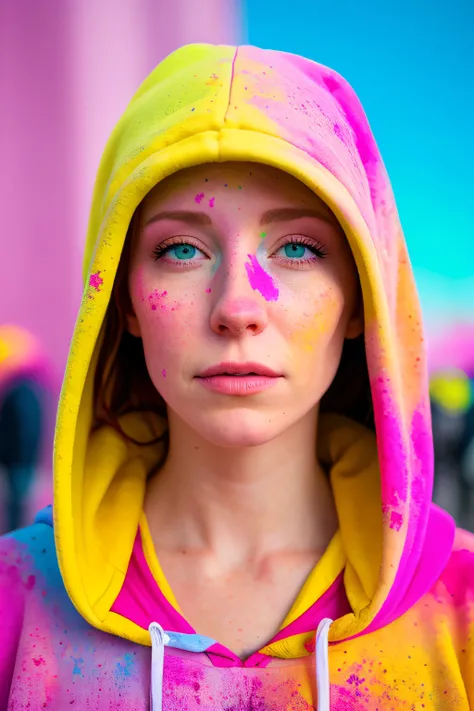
[0,0,472,534]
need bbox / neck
[144,409,338,566]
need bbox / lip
[195,361,282,396]
[196,374,280,396]
[197,361,282,378]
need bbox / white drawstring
[149,618,333,711]
[149,622,170,711]
[315,617,333,711]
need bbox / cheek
[285,285,346,353]
[139,296,193,356]
[131,268,206,360]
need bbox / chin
[192,411,285,448]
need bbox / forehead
[139,162,334,218]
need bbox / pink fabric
[112,528,351,668]
[361,503,455,639]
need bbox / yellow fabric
[53,43,434,654]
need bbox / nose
[210,261,269,337]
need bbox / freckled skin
[127,161,362,449]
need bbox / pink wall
[0,0,79,389]
[0,0,243,389]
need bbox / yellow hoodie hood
[53,43,454,651]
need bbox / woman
[1,43,472,710]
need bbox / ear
[345,300,364,340]
[117,283,142,338]
[126,309,142,338]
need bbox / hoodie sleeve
[437,527,474,701]
[0,535,26,707]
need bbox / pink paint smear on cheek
[162,369,166,378]
[245,254,279,302]
[194,193,205,204]
[209,197,215,208]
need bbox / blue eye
[283,243,307,259]
[274,239,327,261]
[153,242,204,261]
[169,244,196,260]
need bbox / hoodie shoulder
[453,526,474,553]
[0,516,59,621]
[439,526,474,600]
[436,527,474,702]
[0,510,59,598]
[0,518,60,705]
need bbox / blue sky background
[244,0,473,332]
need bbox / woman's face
[127,162,362,447]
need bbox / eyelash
[273,235,328,262]
[151,236,209,262]
[151,235,328,264]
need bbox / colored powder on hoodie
[1,43,474,710]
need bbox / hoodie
[1,43,473,711]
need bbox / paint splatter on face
[147,289,168,311]
[162,369,167,378]
[128,161,361,449]
[245,254,279,302]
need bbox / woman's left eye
[274,241,327,261]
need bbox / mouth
[195,362,282,396]
[196,362,282,379]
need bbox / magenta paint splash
[205,288,212,293]
[194,193,205,204]
[162,369,166,378]
[245,254,279,302]
[89,272,103,291]
[389,511,403,532]
[147,289,168,311]
[209,197,215,208]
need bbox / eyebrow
[260,207,335,225]
[144,206,335,228]
[144,210,213,227]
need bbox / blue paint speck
[71,656,84,676]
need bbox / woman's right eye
[152,241,208,262]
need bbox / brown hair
[320,334,374,429]
[93,211,169,460]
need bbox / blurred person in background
[1,44,474,710]
[430,361,474,531]
[0,325,50,534]
[461,388,474,526]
